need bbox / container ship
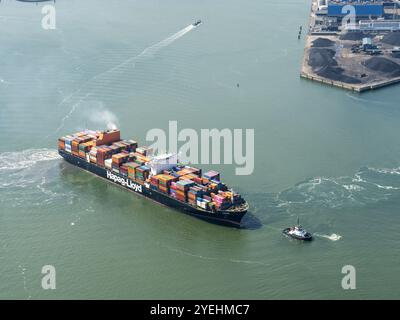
[58,129,249,227]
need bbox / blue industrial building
[327,1,384,17]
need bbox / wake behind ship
[58,129,249,227]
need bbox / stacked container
[105,158,112,170]
[135,166,150,182]
[70,136,92,157]
[196,198,210,210]
[179,173,198,181]
[96,146,112,167]
[58,137,66,151]
[175,180,195,202]
[132,152,150,166]
[183,166,202,175]
[64,135,74,153]
[157,174,176,194]
[112,153,129,173]
[126,162,140,180]
[119,140,138,152]
[89,147,98,164]
[150,175,159,190]
[170,181,177,198]
[136,146,153,157]
[71,139,80,156]
[175,189,187,202]
[119,163,129,177]
[212,193,231,210]
[109,144,121,155]
[78,141,94,158]
[203,170,220,181]
[188,185,203,205]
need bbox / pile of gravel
[363,57,400,77]
[382,32,400,46]
[308,48,337,68]
[312,38,335,48]
[339,31,369,41]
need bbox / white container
[105,159,112,169]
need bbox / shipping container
[105,158,112,170]
[120,163,128,177]
[203,170,220,181]
[183,165,202,175]
[126,162,140,180]
[112,153,129,165]
[176,180,195,191]
[126,140,138,152]
[95,129,120,146]
[136,146,153,157]
[135,165,150,181]
[58,137,66,150]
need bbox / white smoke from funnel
[95,109,119,130]
[85,104,119,131]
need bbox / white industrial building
[359,19,400,31]
[344,19,400,31]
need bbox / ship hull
[282,228,313,241]
[59,150,246,227]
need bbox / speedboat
[283,217,313,241]
[192,20,202,27]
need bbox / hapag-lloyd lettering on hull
[106,171,142,193]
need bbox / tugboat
[283,217,313,241]
[192,20,202,27]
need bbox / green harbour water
[0,0,400,299]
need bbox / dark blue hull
[59,150,247,227]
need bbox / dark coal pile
[363,57,400,77]
[312,38,335,47]
[308,48,337,68]
[316,66,361,84]
[339,31,370,41]
[382,32,400,46]
[308,48,361,83]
